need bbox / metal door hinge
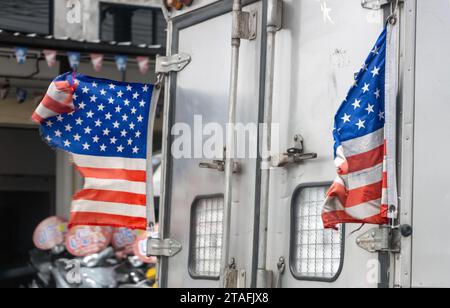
[272,134,318,168]
[223,258,245,288]
[356,226,400,253]
[232,10,257,41]
[147,238,182,257]
[361,0,404,10]
[155,53,191,74]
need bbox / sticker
[133,228,158,264]
[65,226,113,257]
[33,216,68,250]
[112,228,137,251]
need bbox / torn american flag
[33,72,153,230]
[322,29,390,229]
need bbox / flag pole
[146,78,162,231]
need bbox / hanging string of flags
[12,46,150,75]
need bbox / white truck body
[156,0,450,288]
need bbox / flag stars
[117,90,124,98]
[129,122,135,130]
[120,130,128,137]
[126,85,132,91]
[65,124,73,132]
[84,127,92,135]
[45,135,52,142]
[371,46,380,55]
[55,130,62,137]
[356,119,366,130]
[82,86,89,94]
[56,115,64,122]
[78,102,86,109]
[115,106,122,113]
[95,119,102,127]
[142,85,149,92]
[132,146,139,154]
[124,99,130,106]
[46,120,53,127]
[122,114,129,122]
[109,83,116,90]
[352,99,361,109]
[100,89,107,96]
[98,104,105,111]
[139,100,146,107]
[366,103,375,114]
[132,92,140,99]
[92,136,100,143]
[110,137,117,144]
[105,113,112,120]
[374,88,381,99]
[341,113,351,124]
[100,144,107,152]
[371,66,380,77]
[73,93,78,101]
[73,134,81,141]
[135,131,141,138]
[75,118,83,125]
[92,82,98,88]
[103,128,110,136]
[90,95,97,102]
[127,138,133,146]
[86,111,94,118]
[117,145,124,153]
[82,142,90,150]
[108,97,114,104]
[63,140,71,147]
[137,115,144,123]
[378,111,385,120]
[113,121,120,129]
[131,107,137,114]
[362,83,370,93]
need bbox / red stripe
[73,189,146,206]
[339,144,385,175]
[322,205,388,229]
[76,166,146,182]
[382,171,388,189]
[326,181,383,208]
[69,212,147,230]
[41,94,74,114]
[54,81,71,91]
[31,112,44,124]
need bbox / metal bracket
[361,0,404,10]
[147,238,182,257]
[199,147,241,174]
[155,53,191,74]
[232,10,257,41]
[272,134,318,168]
[356,226,400,253]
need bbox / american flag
[33,72,153,230]
[322,29,389,229]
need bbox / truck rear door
[158,0,264,288]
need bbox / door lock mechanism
[272,134,318,168]
[199,148,241,173]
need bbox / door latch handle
[199,160,241,174]
[272,134,318,168]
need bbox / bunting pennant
[43,50,57,68]
[90,53,104,72]
[136,56,150,75]
[15,47,28,64]
[115,55,128,72]
[67,52,81,71]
